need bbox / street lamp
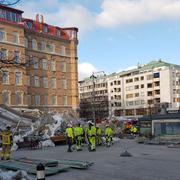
[90,73,97,126]
[90,71,106,126]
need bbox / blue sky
[15,0,180,79]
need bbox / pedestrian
[0,126,13,160]
[87,121,96,151]
[105,124,113,147]
[65,124,74,152]
[74,122,83,151]
[96,125,102,146]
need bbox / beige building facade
[0,5,79,113]
[79,60,180,119]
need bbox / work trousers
[75,136,82,150]
[96,135,102,145]
[67,137,73,152]
[1,144,11,160]
[89,136,96,151]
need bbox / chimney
[40,15,44,23]
[35,14,39,22]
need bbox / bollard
[37,163,45,180]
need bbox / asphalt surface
[13,139,180,180]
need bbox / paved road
[13,139,180,180]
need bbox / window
[154,72,160,78]
[141,84,144,88]
[15,91,23,105]
[0,49,7,60]
[42,59,47,70]
[32,39,37,50]
[34,76,40,87]
[141,76,144,81]
[41,41,46,51]
[62,79,67,89]
[126,78,133,83]
[27,95,31,105]
[35,95,40,106]
[56,29,61,37]
[27,75,31,86]
[12,32,19,44]
[0,29,5,41]
[147,74,153,80]
[126,94,133,99]
[134,85,139,89]
[24,37,28,48]
[43,25,48,33]
[147,83,152,88]
[51,61,56,71]
[51,78,56,88]
[134,77,139,82]
[135,93,139,97]
[62,96,67,106]
[2,71,9,84]
[61,62,66,72]
[51,96,57,105]
[33,57,38,69]
[2,91,10,105]
[14,51,20,63]
[27,21,33,29]
[44,95,48,105]
[15,72,22,85]
[50,44,55,52]
[60,46,65,56]
[46,44,55,52]
[43,77,48,88]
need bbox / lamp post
[90,73,97,126]
[90,71,106,126]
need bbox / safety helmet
[67,123,72,127]
[6,125,11,130]
[105,124,109,127]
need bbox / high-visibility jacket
[66,127,74,138]
[87,126,96,137]
[105,127,113,137]
[0,131,13,145]
[97,128,102,136]
[74,127,83,137]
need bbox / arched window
[32,39,37,50]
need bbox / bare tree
[0,0,21,6]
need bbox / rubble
[0,169,32,180]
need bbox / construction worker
[87,121,96,151]
[105,124,113,147]
[0,126,13,160]
[96,125,102,146]
[65,124,74,152]
[74,122,83,151]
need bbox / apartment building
[0,5,79,113]
[79,74,109,120]
[79,60,180,119]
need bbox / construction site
[0,105,180,179]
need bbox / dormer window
[27,21,33,29]
[43,25,48,33]
[56,29,61,37]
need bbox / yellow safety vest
[74,127,83,137]
[1,131,12,145]
[105,127,113,137]
[97,128,102,135]
[87,126,96,137]
[66,127,74,138]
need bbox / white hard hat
[67,123,72,127]
[105,124,109,127]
